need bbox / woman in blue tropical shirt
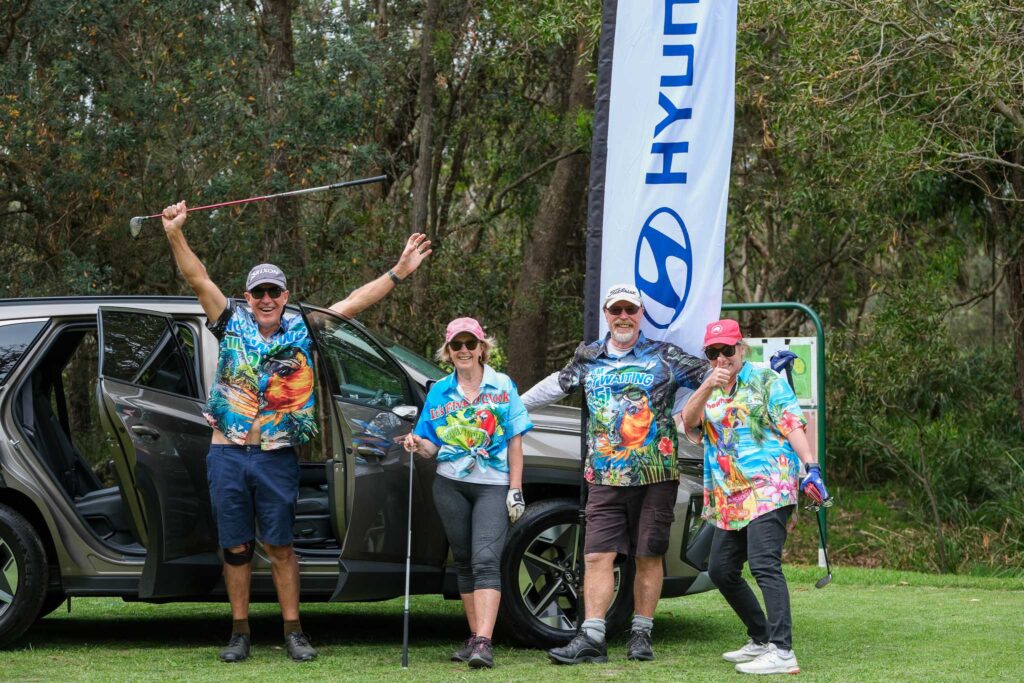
[682,319,831,676]
[402,317,532,669]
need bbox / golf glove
[506,488,525,523]
[801,465,833,510]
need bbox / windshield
[385,342,447,381]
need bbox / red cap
[445,317,486,343]
[703,319,743,347]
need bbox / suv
[0,297,713,648]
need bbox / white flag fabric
[586,0,736,355]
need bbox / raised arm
[162,201,227,321]
[328,233,432,318]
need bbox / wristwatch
[387,269,402,285]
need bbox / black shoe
[626,629,655,661]
[451,635,477,662]
[548,632,608,665]
[285,631,318,662]
[219,633,250,663]
[467,637,495,669]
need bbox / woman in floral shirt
[682,319,829,676]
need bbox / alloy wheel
[514,521,622,633]
[0,533,18,619]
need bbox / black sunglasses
[448,339,480,352]
[249,286,284,300]
[606,304,640,316]
[705,345,737,361]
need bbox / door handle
[130,425,160,439]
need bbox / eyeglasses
[705,345,737,361]
[448,339,480,351]
[606,304,640,316]
[249,286,284,300]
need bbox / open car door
[96,306,220,598]
[299,305,447,600]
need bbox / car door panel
[97,306,220,598]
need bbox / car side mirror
[392,405,419,422]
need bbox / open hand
[393,233,432,278]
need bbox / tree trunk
[506,35,593,386]
[410,0,442,309]
[251,0,305,276]
[1008,250,1024,430]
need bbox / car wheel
[499,498,634,648]
[0,504,48,648]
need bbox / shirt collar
[737,361,754,382]
[440,364,499,396]
[600,331,648,358]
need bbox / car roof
[0,296,205,320]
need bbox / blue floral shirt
[701,362,806,530]
[414,365,533,484]
[204,300,317,450]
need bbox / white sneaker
[735,644,800,675]
[722,639,770,663]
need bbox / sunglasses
[249,286,284,300]
[606,304,640,316]
[705,345,737,361]
[448,339,480,352]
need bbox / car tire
[499,498,634,648]
[0,504,49,648]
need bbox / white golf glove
[506,488,525,523]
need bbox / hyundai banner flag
[584,0,736,354]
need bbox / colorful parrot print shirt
[414,365,533,485]
[204,300,317,450]
[701,361,806,530]
[557,333,706,487]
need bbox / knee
[223,541,255,567]
[584,552,615,573]
[747,554,783,583]
[707,557,741,589]
[263,542,295,564]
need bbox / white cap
[603,283,643,308]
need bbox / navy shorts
[206,444,300,548]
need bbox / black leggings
[432,475,509,594]
[708,505,795,650]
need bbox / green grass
[2,565,1021,682]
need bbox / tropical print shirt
[558,333,706,487]
[204,300,317,450]
[414,365,533,485]
[701,361,806,530]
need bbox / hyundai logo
[634,207,692,329]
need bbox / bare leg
[633,555,664,618]
[223,544,252,620]
[265,543,301,622]
[472,589,502,639]
[460,592,477,634]
[583,552,617,620]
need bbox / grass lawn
[2,565,1021,682]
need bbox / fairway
[2,566,1020,682]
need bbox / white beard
[611,328,635,344]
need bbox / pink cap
[445,317,486,343]
[703,319,743,347]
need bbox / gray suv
[0,297,713,649]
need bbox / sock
[632,614,654,634]
[581,618,606,643]
[284,619,302,637]
[232,619,250,637]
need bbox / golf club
[128,174,387,237]
[814,508,833,588]
[402,440,414,669]
[770,349,833,589]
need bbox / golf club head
[815,573,832,589]
[129,216,146,238]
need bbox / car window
[0,320,47,385]
[100,310,201,400]
[304,310,414,410]
[386,341,447,381]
